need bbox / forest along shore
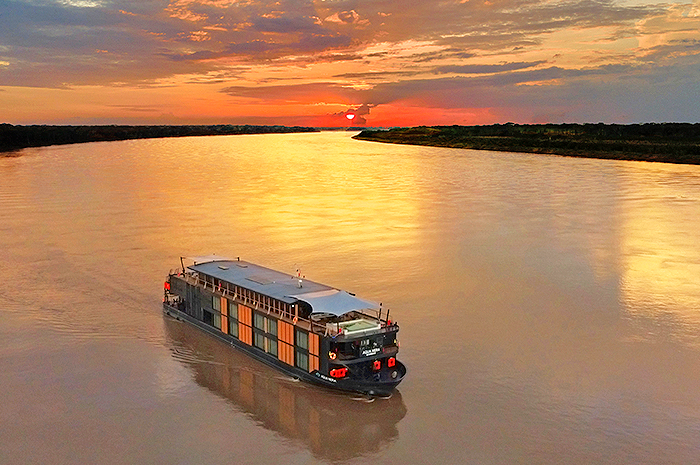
[353,123,700,165]
[0,124,319,152]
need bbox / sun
[345,114,355,120]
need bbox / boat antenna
[180,256,185,274]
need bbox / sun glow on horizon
[1,0,699,125]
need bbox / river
[2,132,700,464]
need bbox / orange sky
[1,0,699,126]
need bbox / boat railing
[168,272,328,335]
[168,272,397,336]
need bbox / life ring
[293,315,298,324]
[329,351,337,360]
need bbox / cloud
[324,10,368,26]
[433,61,547,74]
[333,70,422,80]
[1,0,699,124]
[0,0,664,88]
[221,81,363,102]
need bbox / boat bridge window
[360,336,383,350]
[330,335,383,359]
[330,341,356,359]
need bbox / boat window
[254,313,265,330]
[296,330,308,350]
[229,319,238,338]
[228,300,237,319]
[330,341,357,358]
[360,336,383,349]
[212,295,221,311]
[254,332,265,350]
[267,339,278,357]
[213,312,221,330]
[267,318,277,336]
[295,351,309,370]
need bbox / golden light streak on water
[619,163,700,345]
[2,133,700,464]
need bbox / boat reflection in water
[163,316,407,461]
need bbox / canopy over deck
[187,258,379,317]
[290,289,379,317]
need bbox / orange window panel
[278,342,286,363]
[309,333,319,356]
[286,343,294,365]
[221,297,228,334]
[239,323,252,345]
[238,304,252,326]
[280,321,287,343]
[278,321,292,344]
[309,355,319,372]
[286,322,293,344]
[278,341,293,365]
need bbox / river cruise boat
[163,256,406,396]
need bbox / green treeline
[353,123,700,164]
[0,124,318,152]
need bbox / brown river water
[2,132,700,464]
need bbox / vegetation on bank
[353,123,700,164]
[0,124,318,152]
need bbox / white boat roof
[187,258,379,317]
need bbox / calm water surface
[2,132,700,464]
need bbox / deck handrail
[169,272,328,334]
[169,272,396,336]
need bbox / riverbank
[0,124,318,152]
[353,124,700,165]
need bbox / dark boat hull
[163,303,405,396]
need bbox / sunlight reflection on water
[2,132,700,464]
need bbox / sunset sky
[1,0,699,126]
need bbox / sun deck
[173,258,388,336]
